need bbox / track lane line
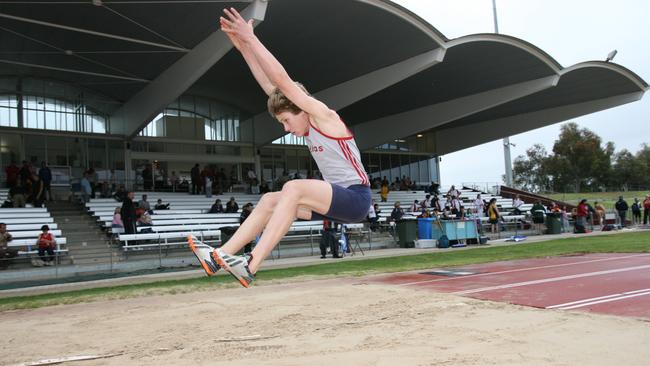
[546,288,650,309]
[398,253,650,287]
[557,290,650,310]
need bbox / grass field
[1,230,649,312]
[548,191,648,209]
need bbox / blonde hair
[267,82,309,117]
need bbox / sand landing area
[2,276,649,366]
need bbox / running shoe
[188,235,221,276]
[212,248,255,288]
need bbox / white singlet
[304,122,369,188]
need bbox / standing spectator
[447,185,460,199]
[87,168,98,198]
[240,203,254,253]
[190,163,200,195]
[428,181,440,195]
[575,199,589,233]
[111,207,123,229]
[209,199,224,213]
[38,161,52,201]
[9,181,26,208]
[390,201,404,222]
[561,206,570,233]
[449,195,461,215]
[0,223,17,270]
[247,167,258,193]
[615,196,629,227]
[121,191,137,234]
[512,195,524,214]
[80,172,92,203]
[594,201,606,227]
[36,225,56,266]
[643,195,650,225]
[380,181,389,202]
[169,171,179,192]
[474,194,485,217]
[138,194,151,213]
[367,201,378,232]
[141,165,153,191]
[225,197,239,213]
[5,161,20,188]
[487,198,500,234]
[203,166,214,198]
[19,160,31,187]
[113,184,127,202]
[30,175,46,207]
[631,198,642,225]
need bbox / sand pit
[2,276,649,366]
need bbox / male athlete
[190,7,371,287]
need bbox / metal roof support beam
[247,48,447,146]
[353,75,559,150]
[434,91,645,155]
[110,0,268,137]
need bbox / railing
[461,182,501,195]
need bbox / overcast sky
[393,0,650,186]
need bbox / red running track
[372,253,650,319]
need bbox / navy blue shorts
[311,184,372,224]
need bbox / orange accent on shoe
[188,235,215,276]
[238,278,250,288]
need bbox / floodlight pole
[492,0,514,187]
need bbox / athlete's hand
[220,7,255,43]
[224,30,242,51]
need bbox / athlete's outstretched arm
[222,21,275,96]
[220,8,336,123]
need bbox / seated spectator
[417,208,431,219]
[367,201,379,231]
[100,181,111,199]
[512,195,524,214]
[138,194,152,213]
[113,185,127,202]
[154,199,170,210]
[458,205,466,219]
[225,197,239,213]
[9,181,26,208]
[35,225,56,266]
[259,180,271,194]
[421,194,431,209]
[137,210,153,226]
[111,207,123,229]
[442,205,453,220]
[390,202,404,221]
[0,223,17,270]
[209,199,224,213]
[240,203,255,253]
[409,200,420,212]
[428,181,440,195]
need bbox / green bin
[546,213,562,234]
[396,220,417,248]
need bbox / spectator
[30,174,46,207]
[169,171,179,192]
[643,195,650,225]
[113,185,127,202]
[447,185,460,199]
[87,168,98,198]
[121,191,137,234]
[631,198,641,225]
[561,206,570,233]
[0,223,17,270]
[576,199,589,233]
[458,205,466,219]
[428,181,440,195]
[100,181,111,199]
[5,161,20,188]
[80,172,92,203]
[240,203,255,253]
[247,168,258,193]
[487,198,500,234]
[390,202,404,222]
[141,165,153,191]
[259,180,271,194]
[512,195,524,214]
[190,163,200,195]
[433,195,443,211]
[19,160,31,187]
[9,181,26,208]
[154,199,170,210]
[225,197,239,213]
[380,182,389,202]
[409,199,420,212]
[38,161,52,201]
[137,210,153,226]
[202,165,213,197]
[36,224,56,266]
[367,201,378,231]
[594,201,606,227]
[421,194,431,209]
[138,194,151,213]
[209,199,224,213]
[417,208,431,219]
[474,194,485,217]
[450,195,461,215]
[111,207,123,229]
[615,196,629,227]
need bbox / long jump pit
[2,253,650,366]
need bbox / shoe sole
[188,235,217,276]
[211,251,251,288]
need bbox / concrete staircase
[47,200,119,265]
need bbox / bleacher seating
[0,206,68,258]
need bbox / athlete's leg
[220,192,282,254]
[247,179,333,273]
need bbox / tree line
[512,122,650,193]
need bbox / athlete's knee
[280,180,303,198]
[257,192,280,211]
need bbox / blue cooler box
[417,218,434,239]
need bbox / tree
[549,122,613,192]
[512,144,551,192]
[611,149,641,191]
